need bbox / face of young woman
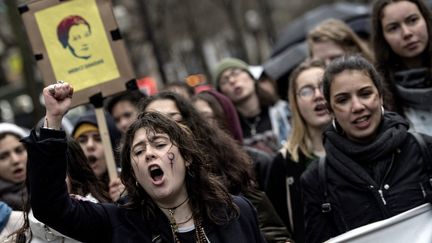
[76,131,107,178]
[295,67,331,130]
[381,1,428,62]
[192,99,217,127]
[145,99,184,123]
[310,40,346,65]
[130,128,188,205]
[111,100,138,134]
[218,68,256,104]
[330,70,383,143]
[0,135,27,183]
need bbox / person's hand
[43,81,73,129]
[109,177,126,202]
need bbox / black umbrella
[262,2,370,100]
[271,2,370,57]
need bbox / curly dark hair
[120,111,239,225]
[139,92,254,195]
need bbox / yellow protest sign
[21,0,135,107]
[35,0,119,92]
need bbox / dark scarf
[323,112,409,185]
[394,68,432,110]
[0,178,27,211]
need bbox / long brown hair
[371,0,432,111]
[66,139,111,203]
[286,59,326,162]
[140,92,254,195]
[120,112,239,225]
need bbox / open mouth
[149,165,164,182]
[353,115,370,124]
[87,155,97,165]
[314,103,327,112]
[233,87,243,95]
[13,168,24,175]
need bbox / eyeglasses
[297,83,324,99]
[219,68,244,85]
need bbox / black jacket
[23,128,266,243]
[266,151,315,243]
[301,112,432,243]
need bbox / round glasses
[297,83,323,99]
[219,68,244,85]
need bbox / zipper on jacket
[420,183,427,198]
[378,189,387,205]
[285,176,295,233]
[377,152,397,206]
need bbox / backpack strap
[318,156,332,213]
[410,132,432,187]
[410,132,432,166]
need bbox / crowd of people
[1,0,432,242]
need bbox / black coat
[23,128,266,243]
[301,112,432,243]
[266,151,315,243]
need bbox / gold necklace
[160,197,189,233]
[170,216,208,243]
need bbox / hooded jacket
[301,112,432,243]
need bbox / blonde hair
[285,59,326,162]
[307,18,374,62]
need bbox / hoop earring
[135,181,139,187]
[381,105,385,116]
[332,118,344,134]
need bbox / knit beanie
[213,58,251,87]
[72,123,98,139]
[204,90,244,144]
[71,110,121,150]
[0,123,28,138]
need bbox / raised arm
[22,82,112,242]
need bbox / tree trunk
[255,0,276,44]
[135,0,168,85]
[221,0,248,61]
[181,0,211,78]
[5,0,43,125]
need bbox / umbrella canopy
[271,2,370,57]
[262,2,370,99]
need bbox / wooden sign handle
[94,107,117,182]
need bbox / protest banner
[20,0,136,181]
[325,203,432,243]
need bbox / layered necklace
[160,198,208,243]
[243,115,261,136]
